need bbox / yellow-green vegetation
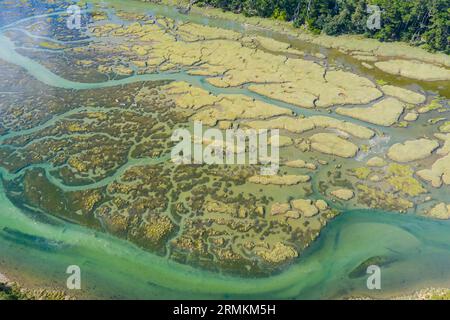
[87,18,383,109]
[418,97,444,114]
[0,277,72,300]
[38,41,64,50]
[255,242,297,264]
[376,79,389,86]
[343,162,426,212]
[144,215,175,243]
[0,1,449,280]
[0,62,342,275]
[91,11,108,21]
[431,290,450,300]
[248,175,311,185]
[352,167,371,180]
[356,185,413,212]
[439,121,450,133]
[163,81,291,126]
[386,164,426,197]
[396,121,409,128]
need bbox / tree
[196,0,448,52]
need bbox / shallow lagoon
[1,0,450,299]
[2,180,450,299]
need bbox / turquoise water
[1,0,450,299]
[2,180,450,299]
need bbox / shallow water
[1,0,450,299]
[2,180,450,299]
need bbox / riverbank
[141,0,450,68]
[92,0,442,62]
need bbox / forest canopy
[195,0,449,53]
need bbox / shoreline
[0,267,75,300]
[82,0,450,96]
[349,287,450,300]
[0,272,10,284]
[2,264,449,300]
[140,0,450,68]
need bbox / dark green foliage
[197,0,449,53]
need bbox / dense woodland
[195,0,449,53]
